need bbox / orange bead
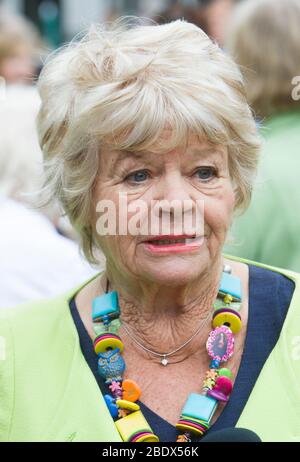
[122,379,141,402]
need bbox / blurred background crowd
[0,0,300,307]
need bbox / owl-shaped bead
[97,347,125,384]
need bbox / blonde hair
[226,0,300,118]
[37,18,260,264]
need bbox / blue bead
[181,393,217,424]
[92,291,120,322]
[104,394,119,419]
[210,359,220,369]
[102,315,110,326]
[219,272,242,302]
[97,348,125,384]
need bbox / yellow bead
[223,294,233,304]
[134,434,159,442]
[94,335,124,355]
[203,378,215,389]
[116,399,140,411]
[212,312,242,334]
[115,410,159,442]
[176,422,204,436]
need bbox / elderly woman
[0,19,299,443]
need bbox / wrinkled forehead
[100,131,227,167]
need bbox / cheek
[203,185,235,235]
[97,234,137,269]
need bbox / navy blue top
[69,264,295,442]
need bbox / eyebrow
[116,147,223,159]
[189,147,225,158]
[109,146,225,173]
[115,151,145,161]
[111,151,152,168]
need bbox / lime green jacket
[225,110,300,272]
[1,256,300,442]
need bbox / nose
[156,171,192,206]
[151,172,200,235]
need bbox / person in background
[224,0,300,272]
[0,85,43,201]
[0,9,43,84]
[153,0,203,28]
[199,0,239,47]
[0,85,97,307]
[154,0,238,47]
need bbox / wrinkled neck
[105,255,224,363]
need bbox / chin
[137,259,208,287]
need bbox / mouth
[142,235,205,254]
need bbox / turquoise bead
[181,393,217,424]
[92,291,120,322]
[218,272,242,302]
[210,359,220,369]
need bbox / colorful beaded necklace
[92,266,242,442]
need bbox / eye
[194,166,217,182]
[125,169,150,184]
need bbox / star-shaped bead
[109,381,122,394]
[118,409,129,418]
[205,370,218,381]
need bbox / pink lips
[142,234,204,254]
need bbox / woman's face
[0,46,35,84]
[93,133,235,286]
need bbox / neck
[105,256,224,365]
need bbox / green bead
[93,323,107,335]
[109,319,121,334]
[213,299,241,312]
[218,368,232,379]
[93,319,121,336]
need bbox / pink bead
[216,376,233,394]
[207,376,233,402]
[206,326,234,362]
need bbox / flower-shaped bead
[109,381,122,395]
